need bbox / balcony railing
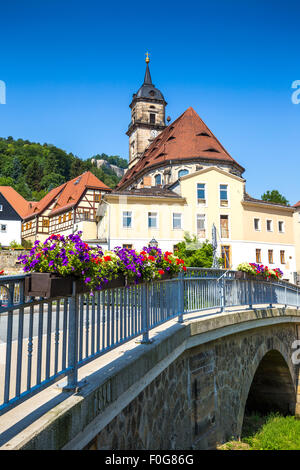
[0,269,299,415]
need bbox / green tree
[175,232,222,268]
[70,158,86,179]
[41,172,65,191]
[261,190,289,206]
[11,157,23,181]
[0,176,14,186]
[25,160,44,191]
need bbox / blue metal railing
[0,268,299,414]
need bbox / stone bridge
[2,306,300,450]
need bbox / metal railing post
[140,283,152,344]
[61,281,86,391]
[177,272,184,323]
[248,279,253,309]
[285,284,287,309]
[220,277,225,313]
[269,281,273,308]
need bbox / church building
[97,56,296,281]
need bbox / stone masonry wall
[85,323,299,450]
[0,250,27,274]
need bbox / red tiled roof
[25,183,67,220]
[293,201,300,208]
[0,186,32,218]
[117,107,245,190]
[25,171,111,220]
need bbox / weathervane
[145,51,150,63]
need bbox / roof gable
[25,171,111,220]
[0,186,31,218]
[178,165,245,183]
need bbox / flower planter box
[24,273,74,298]
[100,275,126,290]
[235,272,274,282]
[234,271,248,280]
[24,273,126,298]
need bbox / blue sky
[0,0,299,203]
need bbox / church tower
[126,54,167,169]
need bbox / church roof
[117,106,245,190]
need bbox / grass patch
[218,412,300,450]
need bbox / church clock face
[150,129,158,138]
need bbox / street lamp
[148,237,158,248]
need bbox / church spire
[143,52,152,85]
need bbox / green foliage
[0,137,128,200]
[244,413,300,450]
[261,189,289,206]
[9,240,24,249]
[175,232,222,267]
[219,413,300,450]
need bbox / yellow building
[97,166,296,281]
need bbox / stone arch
[236,337,296,436]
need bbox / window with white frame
[197,214,206,238]
[254,218,260,231]
[266,219,273,231]
[1,224,7,232]
[148,212,158,229]
[172,213,182,229]
[197,183,206,205]
[278,221,284,233]
[122,211,132,228]
[220,184,228,206]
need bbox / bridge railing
[0,270,299,415]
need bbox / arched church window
[178,169,189,178]
[154,174,162,186]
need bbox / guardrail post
[177,272,184,323]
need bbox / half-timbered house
[22,171,111,244]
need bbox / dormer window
[154,174,162,186]
[178,169,189,178]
